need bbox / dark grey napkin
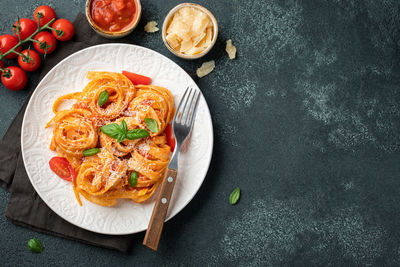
[0,13,139,253]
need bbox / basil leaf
[28,238,43,253]
[144,118,159,133]
[116,131,127,143]
[229,187,240,205]
[100,123,121,139]
[129,171,138,188]
[83,148,101,157]
[98,90,109,107]
[126,129,150,140]
[120,119,127,133]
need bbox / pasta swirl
[128,135,171,202]
[79,72,135,120]
[46,109,98,169]
[128,85,174,135]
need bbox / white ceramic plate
[21,44,213,235]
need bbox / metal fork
[143,87,201,251]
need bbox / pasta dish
[46,71,175,206]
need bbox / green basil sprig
[129,171,138,188]
[101,120,149,143]
[100,123,121,139]
[229,187,240,205]
[83,148,101,156]
[28,238,43,253]
[121,119,127,133]
[117,120,128,143]
[127,129,150,140]
[98,90,109,107]
[145,118,159,133]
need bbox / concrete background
[1,0,400,265]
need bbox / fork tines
[174,87,201,129]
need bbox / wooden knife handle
[143,168,178,251]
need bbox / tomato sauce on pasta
[46,71,174,206]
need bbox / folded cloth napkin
[0,13,140,253]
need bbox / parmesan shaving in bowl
[166,7,213,55]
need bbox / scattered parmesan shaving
[138,143,150,153]
[196,60,215,78]
[225,39,237,59]
[144,21,159,33]
[166,7,213,55]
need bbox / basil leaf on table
[98,90,109,107]
[129,171,138,188]
[28,238,43,253]
[83,148,101,156]
[229,187,240,205]
[100,123,121,139]
[126,129,150,140]
[144,118,159,133]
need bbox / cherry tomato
[34,5,56,27]
[49,157,76,182]
[165,124,175,152]
[122,70,152,85]
[0,34,21,59]
[18,49,41,72]
[33,31,57,54]
[0,61,4,69]
[51,19,75,42]
[13,18,37,40]
[1,66,27,91]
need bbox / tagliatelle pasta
[46,71,175,206]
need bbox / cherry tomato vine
[0,6,74,91]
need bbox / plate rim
[20,43,214,235]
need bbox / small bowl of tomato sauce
[86,0,142,38]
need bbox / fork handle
[143,168,178,251]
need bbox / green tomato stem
[47,26,57,31]
[31,39,41,44]
[12,50,25,58]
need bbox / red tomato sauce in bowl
[90,0,138,32]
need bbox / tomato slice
[49,157,76,182]
[165,124,175,152]
[122,70,152,85]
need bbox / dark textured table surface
[2,0,400,266]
